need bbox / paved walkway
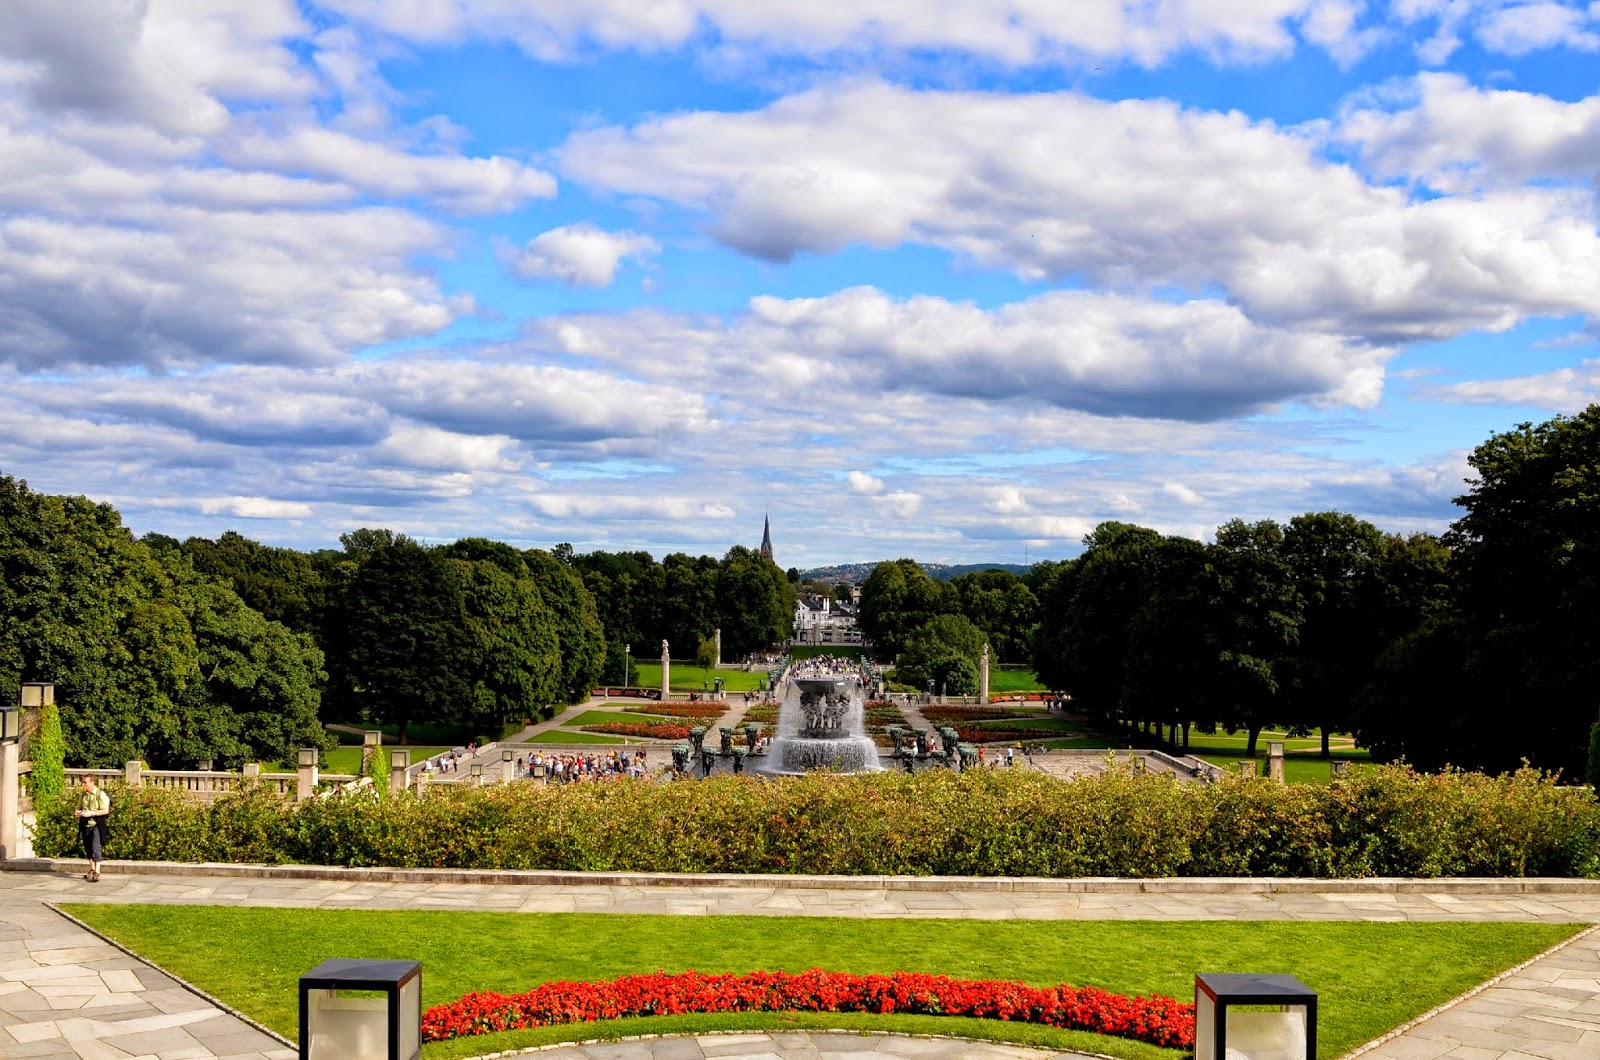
[5,868,1600,1058]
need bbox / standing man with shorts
[75,774,111,882]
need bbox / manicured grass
[62,905,1577,1060]
[265,747,449,773]
[988,668,1048,693]
[562,709,671,728]
[1038,737,1119,749]
[523,731,630,745]
[630,663,766,692]
[1196,755,1377,785]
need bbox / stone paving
[5,866,1600,1058]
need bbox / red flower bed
[955,727,1050,744]
[582,722,693,739]
[626,702,726,719]
[421,968,1193,1049]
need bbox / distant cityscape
[797,562,1032,585]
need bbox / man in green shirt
[74,774,111,881]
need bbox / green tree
[1279,512,1388,757]
[857,559,947,660]
[659,552,717,657]
[713,545,793,658]
[896,613,987,693]
[181,530,324,635]
[947,569,1038,662]
[524,549,606,703]
[1445,404,1600,775]
[1206,519,1302,756]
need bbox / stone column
[296,748,318,801]
[500,750,515,786]
[124,760,142,788]
[390,749,410,792]
[979,644,990,706]
[661,639,671,702]
[1237,760,1256,778]
[714,628,722,669]
[1330,759,1350,779]
[0,740,19,861]
[1267,740,1286,784]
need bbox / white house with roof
[793,594,864,645]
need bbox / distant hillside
[798,561,1033,584]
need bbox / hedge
[32,765,1600,878]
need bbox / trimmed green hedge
[32,765,1600,878]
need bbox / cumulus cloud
[874,491,923,518]
[1475,1,1600,53]
[224,127,557,214]
[198,496,315,519]
[0,208,464,371]
[1162,482,1206,504]
[501,223,659,287]
[846,470,884,495]
[532,286,1387,420]
[560,82,1600,345]
[1423,360,1600,411]
[1336,73,1600,191]
[323,0,1319,67]
[2,0,311,135]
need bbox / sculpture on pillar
[661,639,671,702]
[979,643,990,706]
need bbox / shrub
[28,704,65,802]
[41,764,1600,879]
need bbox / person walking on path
[75,773,111,881]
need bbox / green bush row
[33,764,1600,878]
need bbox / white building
[793,594,864,645]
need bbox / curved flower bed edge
[422,968,1193,1049]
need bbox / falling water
[762,676,882,773]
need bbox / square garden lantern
[1194,972,1316,1060]
[299,958,421,1060]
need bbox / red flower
[420,969,1194,1049]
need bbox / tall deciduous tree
[713,545,794,658]
[857,559,947,660]
[1207,519,1302,756]
[524,548,606,703]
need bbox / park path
[7,867,1600,1058]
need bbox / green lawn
[988,668,1048,694]
[561,709,672,727]
[1196,754,1378,785]
[62,905,1576,1060]
[1039,737,1118,749]
[265,747,449,773]
[524,730,632,745]
[630,663,766,692]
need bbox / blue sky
[2,0,1597,568]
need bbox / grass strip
[62,906,1576,1060]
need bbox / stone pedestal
[0,740,19,861]
[979,645,990,706]
[125,760,142,787]
[1330,759,1350,778]
[390,749,411,792]
[1267,741,1285,784]
[661,639,671,702]
[1237,760,1257,778]
[297,748,318,801]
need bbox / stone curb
[1337,923,1600,1058]
[43,900,297,1049]
[8,858,1600,894]
[466,1029,1113,1060]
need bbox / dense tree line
[1024,406,1598,779]
[2,479,795,764]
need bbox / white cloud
[1424,359,1600,410]
[377,422,521,471]
[225,127,557,214]
[987,487,1031,514]
[561,82,1600,345]
[323,0,1320,68]
[1475,1,1600,53]
[532,286,1387,420]
[1,0,311,135]
[846,470,884,495]
[1335,74,1600,192]
[1162,482,1206,504]
[198,495,315,519]
[501,223,659,287]
[874,491,923,518]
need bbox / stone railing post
[499,749,515,786]
[243,762,260,779]
[0,740,19,861]
[390,749,411,792]
[296,748,318,801]
[1330,759,1350,779]
[1237,760,1256,778]
[1267,740,1286,784]
[125,760,143,788]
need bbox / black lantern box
[1195,972,1316,1060]
[299,958,421,1060]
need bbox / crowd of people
[521,749,650,781]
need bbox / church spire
[759,512,773,562]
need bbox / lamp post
[1194,973,1316,1060]
[299,958,422,1060]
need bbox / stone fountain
[762,676,882,774]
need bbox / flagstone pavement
[5,865,1600,1059]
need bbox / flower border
[422,968,1193,1049]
